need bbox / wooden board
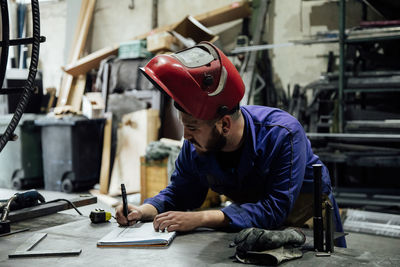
[108,109,160,196]
[63,0,252,77]
[89,189,119,207]
[63,45,119,78]
[140,157,168,204]
[66,74,86,111]
[99,112,113,194]
[195,1,251,27]
[6,195,97,223]
[70,0,96,62]
[57,0,90,107]
[57,0,96,107]
[69,0,90,63]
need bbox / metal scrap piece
[8,232,81,258]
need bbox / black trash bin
[0,114,44,189]
[35,116,105,192]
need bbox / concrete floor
[346,231,400,256]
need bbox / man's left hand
[153,211,202,232]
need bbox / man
[115,42,346,247]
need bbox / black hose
[0,0,10,89]
[44,199,83,216]
[0,0,41,152]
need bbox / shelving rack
[301,0,400,207]
[337,0,400,132]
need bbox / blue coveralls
[144,105,346,247]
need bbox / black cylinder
[325,201,334,253]
[313,164,324,252]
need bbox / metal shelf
[336,1,400,132]
[344,88,400,93]
[307,132,400,142]
[345,33,400,43]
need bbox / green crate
[118,40,153,59]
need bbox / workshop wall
[89,0,153,52]
[33,0,239,94]
[31,0,67,95]
[31,0,381,98]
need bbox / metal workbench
[1,215,399,267]
[1,188,399,266]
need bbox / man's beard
[191,125,227,155]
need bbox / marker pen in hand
[121,183,128,220]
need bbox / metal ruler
[8,233,81,258]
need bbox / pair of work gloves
[231,227,306,266]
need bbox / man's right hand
[115,204,143,226]
[115,203,158,226]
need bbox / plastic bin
[0,114,44,189]
[35,116,105,192]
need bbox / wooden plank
[66,74,86,111]
[140,156,147,204]
[99,112,113,194]
[63,1,252,77]
[57,73,74,106]
[57,0,96,107]
[63,45,119,78]
[7,195,97,223]
[108,109,160,196]
[89,189,120,207]
[195,1,251,27]
[69,0,90,63]
[140,157,168,204]
[45,87,56,113]
[70,0,96,62]
[57,0,89,107]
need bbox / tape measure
[89,209,112,223]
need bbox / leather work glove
[232,228,306,266]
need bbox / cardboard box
[146,32,182,53]
[173,15,218,46]
[82,92,105,119]
[146,16,218,53]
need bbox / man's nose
[183,129,192,140]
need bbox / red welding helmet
[140,41,245,120]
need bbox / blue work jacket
[144,105,346,247]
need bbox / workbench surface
[1,216,399,267]
[1,189,399,266]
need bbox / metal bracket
[8,233,81,258]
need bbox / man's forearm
[199,209,230,228]
[138,204,159,221]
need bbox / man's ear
[221,115,232,134]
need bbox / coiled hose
[0,0,41,152]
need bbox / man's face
[180,112,226,154]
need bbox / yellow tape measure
[89,209,112,223]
